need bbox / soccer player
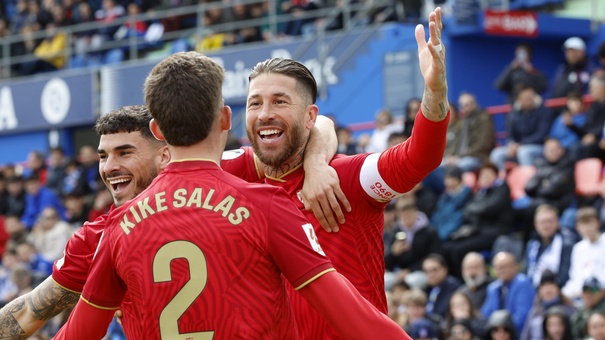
[54,52,409,339]
[225,7,450,338]
[0,106,342,338]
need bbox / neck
[263,149,304,178]
[168,139,223,165]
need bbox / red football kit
[222,109,449,338]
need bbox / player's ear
[149,119,165,141]
[220,105,232,132]
[158,146,170,170]
[305,104,319,130]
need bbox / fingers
[414,24,426,50]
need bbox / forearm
[421,85,448,122]
[0,277,79,339]
[304,115,337,169]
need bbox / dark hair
[425,253,448,268]
[144,52,225,146]
[249,58,317,104]
[598,42,605,59]
[479,161,499,175]
[95,105,160,143]
[542,306,573,340]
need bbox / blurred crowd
[0,0,427,78]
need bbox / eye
[247,101,260,108]
[98,154,107,160]
[275,100,287,105]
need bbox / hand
[599,139,605,150]
[302,162,351,232]
[114,309,123,326]
[582,134,596,145]
[391,240,408,255]
[506,143,519,158]
[562,112,573,126]
[415,7,446,94]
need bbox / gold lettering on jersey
[213,195,235,217]
[119,187,251,235]
[120,214,136,235]
[137,197,156,219]
[173,188,187,208]
[155,192,167,212]
[202,189,215,209]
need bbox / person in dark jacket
[489,85,555,170]
[445,162,513,277]
[551,37,594,99]
[485,310,517,340]
[423,253,462,318]
[385,196,442,276]
[495,43,549,103]
[431,165,473,241]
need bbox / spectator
[384,196,442,278]
[444,291,486,337]
[20,174,66,230]
[524,204,576,288]
[78,145,100,194]
[403,98,422,137]
[27,207,73,261]
[21,151,47,185]
[0,174,8,215]
[570,277,605,339]
[458,252,493,309]
[570,74,605,161]
[423,253,462,318]
[9,0,29,34]
[25,0,51,30]
[4,215,27,250]
[495,43,549,103]
[597,42,605,77]
[549,91,587,152]
[542,305,574,340]
[587,311,605,340]
[87,182,112,221]
[482,252,536,334]
[401,288,443,339]
[490,85,554,169]
[62,192,91,228]
[336,126,359,155]
[442,93,495,172]
[430,165,473,241]
[448,318,480,340]
[408,317,439,340]
[445,162,513,276]
[61,160,87,197]
[485,310,516,340]
[95,0,125,40]
[552,37,593,99]
[0,249,20,306]
[5,176,26,218]
[15,242,53,283]
[563,207,605,299]
[520,270,576,340]
[363,108,402,153]
[45,146,68,196]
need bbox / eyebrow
[97,144,137,154]
[247,92,293,101]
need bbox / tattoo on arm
[0,297,27,339]
[27,280,80,322]
[0,279,79,339]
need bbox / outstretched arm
[303,115,351,232]
[416,7,448,122]
[299,271,410,339]
[0,277,80,339]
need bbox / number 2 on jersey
[153,241,214,339]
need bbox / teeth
[109,178,131,185]
[260,129,281,136]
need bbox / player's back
[104,160,328,339]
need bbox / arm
[53,299,115,340]
[298,271,410,340]
[0,277,79,339]
[302,115,351,232]
[511,283,535,332]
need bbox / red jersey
[227,111,449,338]
[52,213,109,293]
[79,160,333,339]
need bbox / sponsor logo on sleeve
[221,149,245,160]
[359,153,401,202]
[302,223,326,256]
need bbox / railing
[0,0,393,80]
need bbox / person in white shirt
[562,207,605,299]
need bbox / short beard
[247,119,305,168]
[463,274,486,289]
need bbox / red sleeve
[298,271,411,340]
[80,227,126,309]
[53,298,115,340]
[267,189,334,289]
[378,108,449,193]
[221,147,264,183]
[52,216,106,293]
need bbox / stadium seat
[506,165,537,200]
[575,158,603,197]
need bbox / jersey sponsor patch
[221,149,245,160]
[359,153,402,202]
[302,223,326,256]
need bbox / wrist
[303,154,328,172]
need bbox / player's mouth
[258,128,284,144]
[108,177,132,193]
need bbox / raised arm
[416,7,448,122]
[299,271,410,339]
[0,277,79,339]
[302,115,351,232]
